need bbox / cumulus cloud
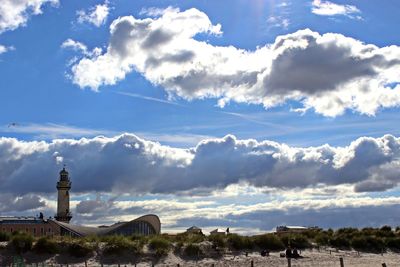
[66,8,400,117]
[77,1,110,27]
[0,194,46,212]
[0,0,58,33]
[1,133,400,196]
[311,0,361,18]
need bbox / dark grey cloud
[142,28,173,49]
[265,38,380,95]
[1,134,400,196]
[145,50,195,68]
[174,205,400,231]
[0,194,45,212]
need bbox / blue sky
[1,0,400,234]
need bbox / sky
[1,0,400,234]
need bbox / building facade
[0,217,61,237]
[0,167,161,237]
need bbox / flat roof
[0,216,45,223]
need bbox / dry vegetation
[0,226,400,265]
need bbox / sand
[2,248,399,266]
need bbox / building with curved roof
[0,168,161,237]
[50,214,161,237]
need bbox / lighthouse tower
[55,166,72,223]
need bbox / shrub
[149,236,170,256]
[351,236,384,252]
[103,236,138,255]
[315,233,330,246]
[10,233,34,253]
[187,233,206,243]
[227,234,254,250]
[83,235,100,243]
[377,226,395,238]
[184,243,202,257]
[208,234,226,248]
[129,235,147,249]
[0,232,10,242]
[175,233,205,244]
[301,229,321,239]
[33,237,59,254]
[330,235,351,249]
[253,234,285,251]
[279,234,311,249]
[361,227,377,236]
[337,228,358,235]
[67,241,94,258]
[386,237,400,251]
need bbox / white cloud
[311,0,361,18]
[61,39,102,58]
[0,44,14,54]
[66,8,400,117]
[139,6,178,17]
[77,2,110,27]
[267,16,290,29]
[0,122,115,139]
[1,133,400,197]
[0,0,58,33]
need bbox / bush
[377,226,395,238]
[103,236,139,255]
[83,235,100,243]
[149,236,170,256]
[187,233,206,243]
[10,233,34,253]
[279,234,311,249]
[330,235,351,249]
[33,237,59,254]
[337,228,359,236]
[361,227,377,236]
[386,237,400,251]
[315,233,330,246]
[301,229,322,239]
[351,236,384,252]
[381,225,392,232]
[208,234,226,248]
[184,243,202,257]
[253,234,285,251]
[67,241,94,258]
[175,233,205,244]
[0,232,10,242]
[227,234,254,250]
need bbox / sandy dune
[2,249,398,266]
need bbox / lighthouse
[55,166,72,223]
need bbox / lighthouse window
[66,191,69,196]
